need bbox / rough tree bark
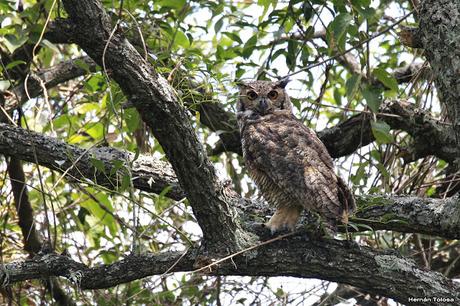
[419,0,460,151]
[1,233,459,306]
[59,0,251,253]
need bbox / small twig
[284,11,413,78]
[192,231,297,274]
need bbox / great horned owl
[237,78,355,233]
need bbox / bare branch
[0,123,184,200]
[6,158,43,254]
[4,56,97,110]
[1,235,459,306]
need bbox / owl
[237,78,355,234]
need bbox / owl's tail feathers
[337,177,356,224]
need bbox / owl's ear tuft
[275,77,290,88]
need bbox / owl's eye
[247,91,258,100]
[268,90,278,100]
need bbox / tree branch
[1,123,459,240]
[0,123,184,200]
[353,194,460,240]
[238,193,460,240]
[1,235,459,305]
[59,0,251,252]
[6,158,43,254]
[4,56,97,111]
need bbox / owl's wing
[245,114,350,222]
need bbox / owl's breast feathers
[239,110,355,228]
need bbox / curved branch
[4,56,97,110]
[1,235,459,305]
[60,0,249,252]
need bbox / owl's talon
[265,222,292,235]
[266,206,301,234]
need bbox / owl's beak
[257,98,270,115]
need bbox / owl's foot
[265,206,302,233]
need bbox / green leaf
[329,13,352,43]
[346,222,360,232]
[90,158,106,173]
[222,32,243,44]
[332,88,342,105]
[80,193,117,236]
[157,0,185,9]
[371,120,394,144]
[124,108,140,133]
[74,102,100,114]
[351,163,367,185]
[345,74,361,103]
[174,30,190,47]
[5,60,26,70]
[214,17,224,33]
[352,0,371,5]
[370,149,381,162]
[376,163,389,178]
[85,122,104,140]
[52,114,71,129]
[40,39,60,54]
[110,160,125,176]
[120,173,131,192]
[286,40,298,70]
[303,2,314,22]
[373,67,398,92]
[242,34,258,59]
[68,134,89,144]
[258,0,272,20]
[362,86,382,112]
[74,59,91,73]
[3,34,28,53]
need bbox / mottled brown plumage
[237,79,355,233]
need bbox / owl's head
[237,78,291,120]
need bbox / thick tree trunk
[59,0,251,253]
[419,0,460,154]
